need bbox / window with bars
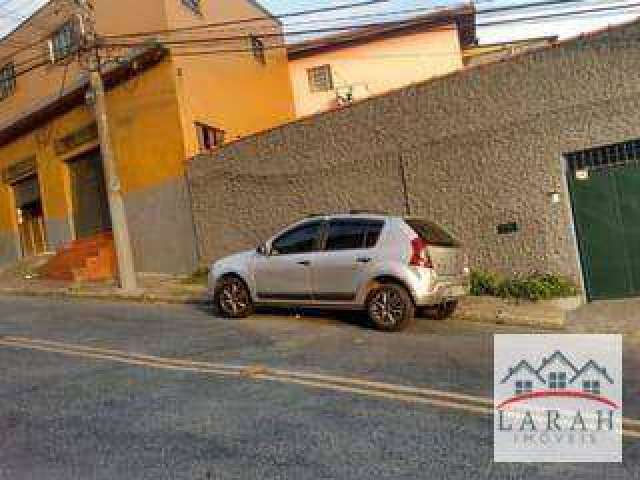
[566,139,640,173]
[515,380,533,395]
[307,65,333,93]
[583,380,601,395]
[181,0,201,14]
[548,372,567,389]
[51,21,78,62]
[249,35,266,65]
[196,123,225,152]
[0,63,16,101]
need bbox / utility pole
[74,0,138,291]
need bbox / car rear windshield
[405,219,459,247]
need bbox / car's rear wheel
[420,300,458,320]
[366,283,415,332]
[434,300,458,320]
[214,276,254,318]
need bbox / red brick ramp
[40,232,117,282]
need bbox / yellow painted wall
[105,59,186,193]
[0,58,184,237]
[0,0,294,247]
[289,25,464,117]
[163,0,296,156]
[0,0,169,130]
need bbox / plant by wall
[470,271,578,301]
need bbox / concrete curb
[0,288,579,331]
[0,287,210,306]
[454,295,583,330]
[455,311,566,330]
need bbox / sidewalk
[565,297,640,334]
[0,268,209,306]
[455,295,581,330]
[0,265,581,330]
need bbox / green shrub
[470,270,577,301]
[470,270,500,296]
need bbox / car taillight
[410,237,433,268]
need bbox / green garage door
[567,141,640,301]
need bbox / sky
[1,0,639,44]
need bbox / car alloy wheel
[367,284,414,332]
[215,277,253,318]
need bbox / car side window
[271,221,323,255]
[325,219,385,251]
[364,221,384,248]
[326,220,366,251]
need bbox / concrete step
[40,232,117,282]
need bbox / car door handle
[297,260,311,266]
[356,257,372,264]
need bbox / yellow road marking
[1,335,492,406]
[1,335,639,439]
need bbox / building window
[515,380,533,395]
[196,123,225,152]
[50,21,78,62]
[548,372,567,389]
[249,35,266,65]
[307,65,333,93]
[181,0,201,14]
[583,380,601,395]
[0,63,16,101]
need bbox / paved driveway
[566,297,640,333]
[1,296,639,479]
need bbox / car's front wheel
[366,283,415,332]
[214,276,254,318]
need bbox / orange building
[287,6,477,117]
[0,0,295,275]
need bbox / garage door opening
[12,175,47,257]
[68,149,111,239]
[566,140,640,301]
[13,175,47,258]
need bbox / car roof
[305,213,398,221]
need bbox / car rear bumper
[413,275,469,306]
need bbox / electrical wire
[0,0,393,67]
[274,0,594,31]
[100,1,640,50]
[2,0,640,84]
[102,0,394,39]
[101,0,627,41]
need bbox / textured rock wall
[188,21,640,282]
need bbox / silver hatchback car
[209,213,470,331]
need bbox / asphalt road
[0,295,638,479]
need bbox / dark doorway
[69,149,111,239]
[13,175,47,257]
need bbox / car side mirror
[257,243,270,256]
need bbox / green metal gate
[567,140,640,301]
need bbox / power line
[4,0,640,82]
[0,0,62,49]
[0,0,392,66]
[0,0,630,61]
[102,0,394,39]
[11,50,47,68]
[480,1,640,27]
[276,0,601,30]
[101,0,625,41]
[9,58,48,80]
[100,1,640,50]
[165,29,640,59]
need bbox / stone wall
[188,20,640,283]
